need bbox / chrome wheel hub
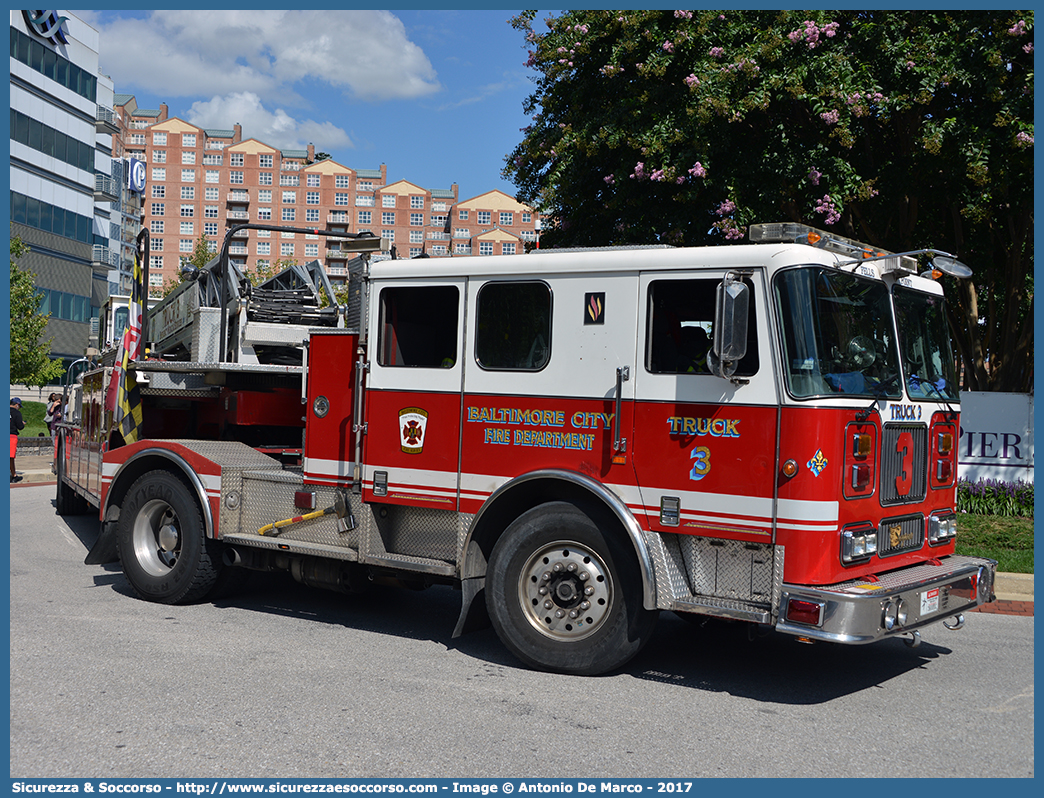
[519,541,612,641]
[132,499,182,576]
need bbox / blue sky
[74,9,556,202]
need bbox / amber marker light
[852,432,872,457]
[937,432,954,455]
[782,459,798,478]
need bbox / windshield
[893,284,959,402]
[774,267,901,399]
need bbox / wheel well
[105,454,209,535]
[463,472,655,606]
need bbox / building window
[409,248,423,258]
[382,230,395,242]
[204,206,218,218]
[284,161,301,171]
[382,212,395,225]
[279,174,300,186]
[258,208,272,220]
[382,195,396,208]
[477,211,491,225]
[259,154,273,168]
[306,191,320,205]
[455,242,469,254]
[358,211,372,225]
[430,214,447,226]
[282,191,296,204]
[409,230,423,243]
[521,230,537,242]
[433,201,447,212]
[150,221,164,234]
[359,181,373,190]
[130,133,146,146]
[431,245,447,256]
[256,259,270,270]
[335,175,350,189]
[182,169,196,183]
[180,205,194,217]
[258,172,273,185]
[410,213,423,226]
[205,187,219,201]
[206,170,219,184]
[257,242,270,255]
[500,212,513,226]
[181,186,195,200]
[180,239,193,253]
[182,151,196,165]
[410,196,424,209]
[180,222,193,235]
[522,212,532,223]
[151,239,163,251]
[151,185,165,198]
[203,153,222,166]
[454,228,469,239]
[149,255,163,270]
[150,203,165,216]
[479,241,494,255]
[282,208,296,222]
[204,222,218,236]
[305,208,320,223]
[502,242,516,255]
[281,243,294,257]
[153,132,167,146]
[335,193,349,207]
[307,174,320,187]
[152,150,166,163]
[458,209,469,220]
[182,133,196,147]
[230,152,244,167]
[230,171,243,185]
[257,190,272,203]
[305,243,319,257]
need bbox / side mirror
[709,274,749,379]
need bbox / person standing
[10,397,25,483]
[45,392,62,435]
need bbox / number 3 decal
[895,431,913,496]
[689,445,711,481]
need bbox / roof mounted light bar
[749,222,972,279]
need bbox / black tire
[485,501,658,675]
[55,439,90,516]
[115,470,222,604]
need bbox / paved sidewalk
[12,453,1032,616]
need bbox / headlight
[842,525,877,563]
[929,513,957,544]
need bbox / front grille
[878,514,924,557]
[880,424,927,504]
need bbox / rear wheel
[116,470,221,604]
[486,501,657,675]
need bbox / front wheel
[116,470,222,604]
[486,501,657,675]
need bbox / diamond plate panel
[191,307,223,361]
[235,472,361,550]
[368,504,468,563]
[643,530,692,608]
[679,536,775,602]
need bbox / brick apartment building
[112,97,541,296]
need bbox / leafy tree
[9,233,64,385]
[162,233,217,297]
[506,10,1033,391]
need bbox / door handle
[613,366,629,453]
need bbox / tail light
[786,598,824,627]
[930,417,957,489]
[844,422,877,498]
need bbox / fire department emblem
[807,448,828,477]
[399,408,428,454]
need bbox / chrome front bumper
[775,555,997,644]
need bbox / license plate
[920,588,940,615]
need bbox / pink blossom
[724,227,744,241]
[663,40,675,53]
[630,162,646,180]
[906,61,915,70]
[604,174,616,185]
[1008,19,1028,36]
[688,162,707,178]
[1016,131,1034,145]
[684,74,700,88]
[808,168,821,186]
[674,10,693,19]
[650,169,666,182]
[716,199,737,216]
[814,194,841,226]
[820,109,840,125]
[1024,42,1034,53]
[709,47,725,58]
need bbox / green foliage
[957,478,1034,517]
[163,233,217,297]
[955,514,1034,573]
[507,10,1033,391]
[9,234,64,386]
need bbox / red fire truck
[56,221,996,675]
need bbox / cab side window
[475,281,552,370]
[646,278,759,376]
[377,286,459,367]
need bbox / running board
[671,595,772,624]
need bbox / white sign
[958,391,1034,484]
[128,158,146,194]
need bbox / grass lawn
[956,513,1034,574]
[16,400,50,438]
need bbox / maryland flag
[110,233,146,444]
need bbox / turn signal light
[937,432,954,455]
[786,599,823,627]
[782,459,798,478]
[852,433,872,458]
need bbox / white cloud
[185,92,353,152]
[93,10,441,104]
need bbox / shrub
[957,478,1034,518]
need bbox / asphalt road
[9,484,1035,779]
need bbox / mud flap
[84,520,120,565]
[452,577,490,637]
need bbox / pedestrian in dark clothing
[45,392,62,435]
[11,397,25,483]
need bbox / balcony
[226,210,249,220]
[355,196,375,207]
[91,245,118,268]
[94,173,119,202]
[327,213,349,224]
[326,249,349,260]
[228,227,249,238]
[427,231,449,241]
[226,192,250,204]
[228,245,248,255]
[96,106,119,134]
